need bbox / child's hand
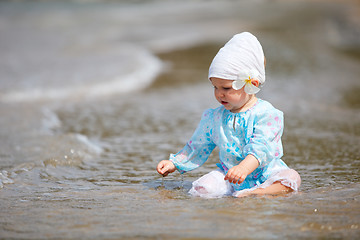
[157,160,176,177]
[224,165,250,184]
[225,155,259,184]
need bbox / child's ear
[251,79,260,87]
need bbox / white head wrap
[208,32,265,86]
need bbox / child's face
[210,77,254,113]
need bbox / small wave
[0,139,102,189]
[42,148,85,168]
[0,170,14,189]
[74,134,103,156]
[41,108,62,134]
[0,47,163,103]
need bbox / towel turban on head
[208,32,265,85]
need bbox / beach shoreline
[0,1,359,238]
[2,0,360,173]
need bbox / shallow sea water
[1,0,360,239]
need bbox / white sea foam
[41,108,62,134]
[0,170,14,188]
[75,134,103,156]
[1,47,163,102]
[0,0,247,103]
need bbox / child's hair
[208,32,265,86]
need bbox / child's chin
[224,105,232,110]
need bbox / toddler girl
[156,32,301,198]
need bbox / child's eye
[223,87,231,90]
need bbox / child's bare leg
[236,181,292,198]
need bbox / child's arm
[224,154,259,184]
[159,109,216,176]
[157,160,176,177]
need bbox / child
[156,32,301,198]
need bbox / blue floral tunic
[170,99,290,191]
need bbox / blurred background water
[0,0,359,239]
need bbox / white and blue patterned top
[170,99,290,191]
